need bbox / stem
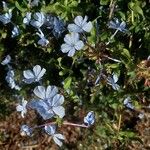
[103,55,121,63]
[106,29,119,45]
[32,121,89,129]
[117,114,122,132]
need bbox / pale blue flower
[16,98,28,118]
[123,97,134,110]
[29,85,65,119]
[30,12,45,28]
[20,125,32,136]
[1,55,11,65]
[0,9,12,25]
[61,32,84,57]
[84,111,95,126]
[68,16,93,33]
[107,73,120,90]
[5,69,20,90]
[45,125,65,147]
[52,17,65,38]
[23,65,46,84]
[11,26,20,38]
[36,29,49,46]
[2,1,8,10]
[28,0,40,7]
[23,12,31,25]
[108,18,127,32]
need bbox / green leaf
[15,1,26,12]
[100,0,109,5]
[64,77,72,89]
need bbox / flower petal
[37,68,46,80]
[52,94,64,106]
[67,24,82,33]
[33,65,41,77]
[82,21,93,32]
[46,86,58,99]
[23,70,34,79]
[74,16,83,26]
[45,125,56,135]
[53,136,63,147]
[53,106,65,118]
[74,40,84,50]
[61,44,72,53]
[67,48,76,57]
[34,86,46,99]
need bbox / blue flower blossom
[0,9,12,25]
[23,65,46,84]
[29,85,65,119]
[20,125,32,136]
[68,16,93,33]
[1,55,11,65]
[123,97,134,110]
[30,12,45,28]
[108,18,127,32]
[107,73,120,90]
[16,98,28,118]
[84,111,95,126]
[11,26,20,38]
[45,125,65,147]
[23,12,31,25]
[52,17,65,38]
[61,33,84,57]
[36,29,49,46]
[5,69,20,90]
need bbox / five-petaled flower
[0,9,12,25]
[36,29,49,46]
[45,125,65,147]
[123,97,134,110]
[11,26,20,38]
[107,73,120,90]
[20,124,32,136]
[16,98,28,118]
[23,12,31,25]
[84,111,95,126]
[29,85,65,119]
[68,16,93,33]
[61,32,84,57]
[30,12,45,28]
[23,65,46,84]
[108,18,127,33]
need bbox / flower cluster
[1,55,20,90]
[61,16,93,57]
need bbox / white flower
[107,73,120,90]
[23,12,31,25]
[84,111,95,126]
[23,65,46,84]
[36,29,49,46]
[1,55,11,65]
[61,32,84,57]
[0,9,12,25]
[11,26,20,38]
[68,16,93,33]
[45,125,65,147]
[16,98,28,118]
[30,12,45,28]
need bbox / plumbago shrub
[0,0,150,149]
